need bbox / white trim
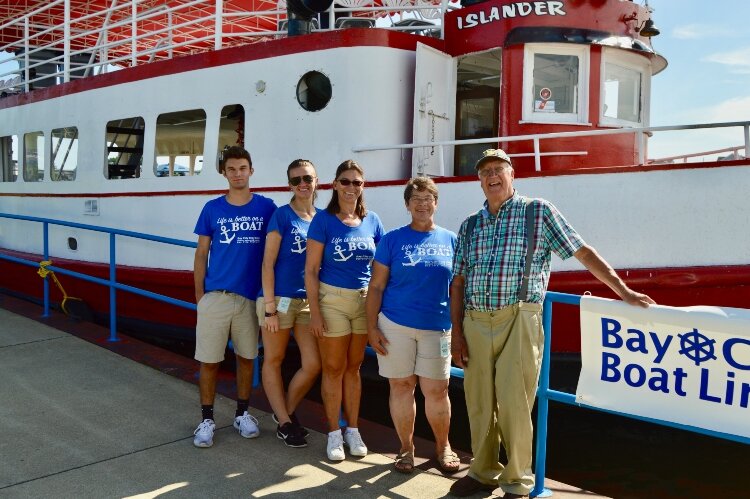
[522,43,589,125]
[599,47,651,128]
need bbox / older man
[449,149,654,498]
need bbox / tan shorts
[319,282,367,338]
[256,296,311,329]
[376,313,451,380]
[195,291,259,363]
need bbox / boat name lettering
[599,317,750,408]
[456,1,566,30]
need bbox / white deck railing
[351,121,750,174]
[0,0,452,94]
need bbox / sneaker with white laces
[343,428,368,457]
[193,419,216,448]
[234,411,260,439]
[327,430,345,461]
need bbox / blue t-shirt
[262,204,318,299]
[308,210,385,290]
[194,194,277,300]
[374,225,456,330]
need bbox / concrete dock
[0,296,606,498]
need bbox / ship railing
[0,0,454,94]
[352,120,750,175]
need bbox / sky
[2,0,749,160]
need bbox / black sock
[201,405,214,421]
[236,399,249,418]
[290,412,299,425]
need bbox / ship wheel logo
[677,328,716,366]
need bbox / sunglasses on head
[289,174,315,186]
[337,178,364,187]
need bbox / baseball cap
[475,148,512,171]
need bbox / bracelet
[264,310,278,317]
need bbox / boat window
[51,127,78,181]
[297,71,332,112]
[455,49,501,176]
[106,117,145,180]
[23,131,45,182]
[522,44,589,124]
[217,104,245,173]
[600,48,649,127]
[0,135,19,182]
[154,109,206,177]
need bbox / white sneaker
[193,419,215,448]
[234,412,260,439]
[344,428,368,457]
[327,430,345,461]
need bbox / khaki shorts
[195,291,259,363]
[256,296,311,329]
[319,282,367,337]
[376,313,451,380]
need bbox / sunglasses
[289,174,315,186]
[336,178,364,187]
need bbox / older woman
[305,159,384,461]
[366,176,459,474]
[259,159,321,448]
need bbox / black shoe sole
[276,431,308,448]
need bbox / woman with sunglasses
[365,177,459,474]
[305,159,384,461]
[259,159,321,448]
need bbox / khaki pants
[463,302,544,496]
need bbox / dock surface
[0,299,606,498]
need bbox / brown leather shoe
[449,475,496,497]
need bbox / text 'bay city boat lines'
[1,0,749,355]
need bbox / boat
[1,0,749,356]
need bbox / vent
[84,199,99,216]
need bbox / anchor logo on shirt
[219,224,235,244]
[402,249,422,267]
[290,235,306,254]
[333,244,353,262]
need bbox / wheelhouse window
[0,135,18,182]
[217,104,245,173]
[523,44,589,124]
[106,117,145,179]
[600,48,650,127]
[154,109,206,177]
[23,131,45,182]
[51,127,78,181]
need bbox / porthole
[67,237,78,251]
[296,71,332,112]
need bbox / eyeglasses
[289,174,315,186]
[478,166,510,178]
[336,178,364,187]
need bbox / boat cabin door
[412,43,456,177]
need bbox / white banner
[577,296,750,440]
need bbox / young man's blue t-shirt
[261,204,318,299]
[308,210,385,290]
[194,194,277,300]
[374,225,456,331]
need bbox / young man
[449,149,654,497]
[192,146,277,448]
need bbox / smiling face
[288,163,317,201]
[223,157,252,190]
[334,168,365,205]
[478,158,514,205]
[406,189,437,225]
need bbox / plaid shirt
[452,192,585,310]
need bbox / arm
[449,274,469,368]
[574,245,655,307]
[193,235,211,303]
[261,231,282,333]
[304,239,326,337]
[365,262,390,355]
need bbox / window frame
[599,47,651,128]
[522,43,590,125]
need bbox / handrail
[351,121,750,173]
